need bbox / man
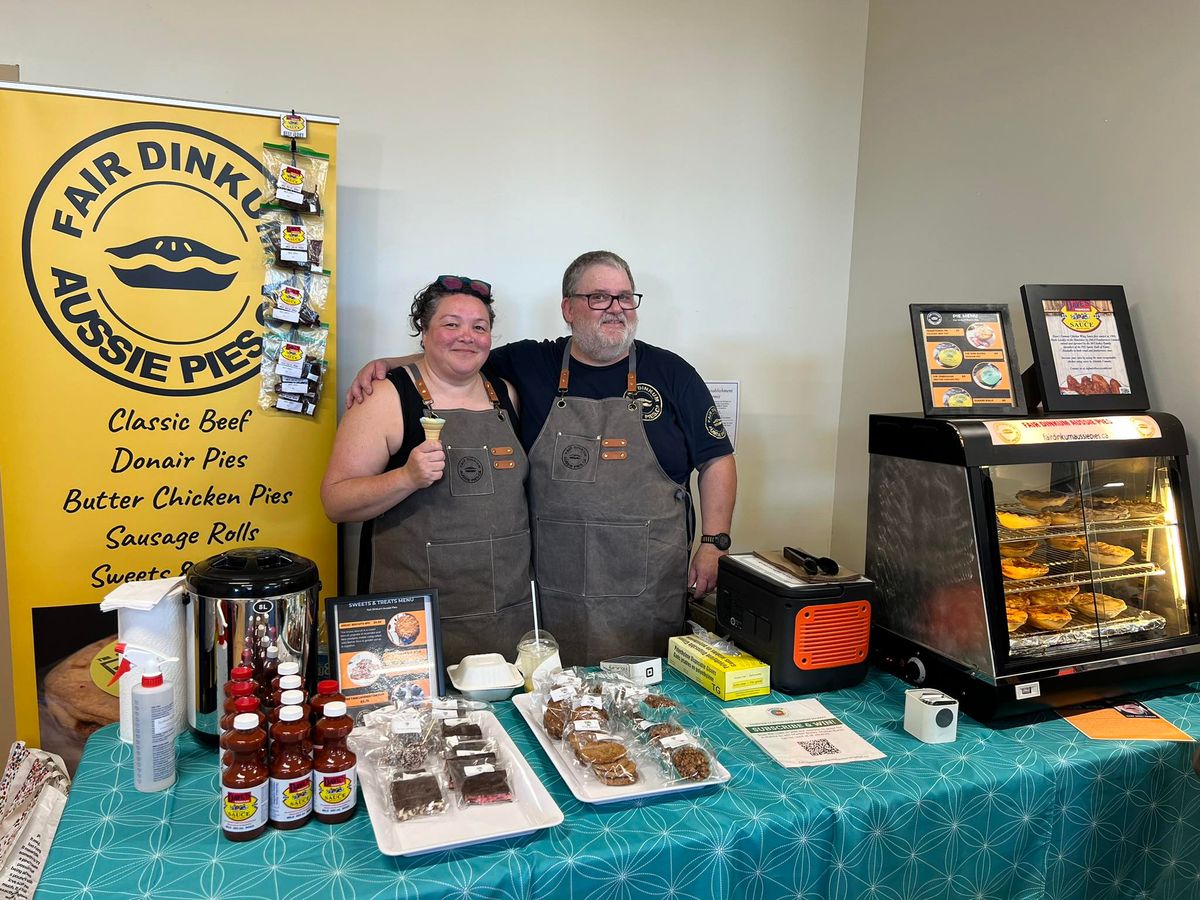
[348,251,736,664]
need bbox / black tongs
[784,546,840,576]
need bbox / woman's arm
[321,378,445,522]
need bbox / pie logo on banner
[22,122,266,396]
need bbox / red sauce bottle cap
[234,696,261,713]
[231,665,254,681]
[230,681,256,697]
[318,679,339,694]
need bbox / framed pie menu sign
[1020,284,1149,413]
[325,590,446,721]
[909,304,1027,417]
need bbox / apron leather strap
[408,362,503,415]
[558,338,638,404]
[406,363,436,415]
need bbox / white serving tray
[512,693,730,805]
[351,710,563,856]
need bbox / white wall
[2,2,868,567]
[832,1,1200,570]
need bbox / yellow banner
[0,84,338,764]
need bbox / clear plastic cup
[515,630,560,692]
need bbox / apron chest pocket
[536,517,649,598]
[551,433,600,484]
[447,446,495,497]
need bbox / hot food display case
[865,412,1200,719]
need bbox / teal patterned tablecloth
[38,669,1200,899]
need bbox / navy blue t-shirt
[484,338,732,485]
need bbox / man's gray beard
[571,318,637,363]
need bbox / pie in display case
[865,412,1200,719]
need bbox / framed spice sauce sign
[909,304,1027,417]
[1020,284,1150,413]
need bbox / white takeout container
[447,653,524,702]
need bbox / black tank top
[357,368,519,593]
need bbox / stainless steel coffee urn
[184,547,320,741]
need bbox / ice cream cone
[420,416,446,442]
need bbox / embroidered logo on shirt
[705,406,727,439]
[632,382,663,422]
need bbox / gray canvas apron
[369,365,533,665]
[529,340,689,665]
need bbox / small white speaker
[904,688,959,744]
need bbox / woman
[321,276,534,665]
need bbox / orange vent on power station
[793,601,871,671]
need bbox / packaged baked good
[387,770,446,822]
[457,764,514,806]
[638,692,689,723]
[653,731,715,784]
[445,750,499,790]
[440,718,484,742]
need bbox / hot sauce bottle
[271,690,311,725]
[221,681,258,722]
[268,674,304,711]
[310,680,345,723]
[225,665,258,699]
[268,705,313,830]
[221,713,268,842]
[309,680,345,751]
[270,661,300,696]
[312,700,357,824]
[260,645,279,694]
[220,696,266,771]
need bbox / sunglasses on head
[435,275,492,299]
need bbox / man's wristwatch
[701,533,731,551]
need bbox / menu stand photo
[1020,284,1150,413]
[908,303,1027,417]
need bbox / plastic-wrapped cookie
[592,757,638,786]
[543,699,569,739]
[576,740,628,765]
[670,745,711,781]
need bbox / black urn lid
[185,547,319,598]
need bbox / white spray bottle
[109,641,180,792]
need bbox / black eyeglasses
[570,291,643,310]
[436,275,492,299]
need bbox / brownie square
[389,772,444,821]
[461,768,514,805]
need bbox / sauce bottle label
[222,783,268,833]
[313,766,357,815]
[269,775,313,821]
